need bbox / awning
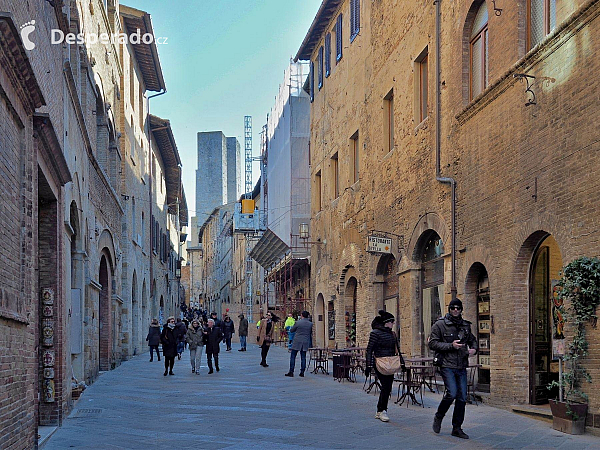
[250,228,290,270]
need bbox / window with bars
[350,131,359,184]
[470,3,488,100]
[416,48,428,122]
[350,0,360,42]
[325,33,331,77]
[528,0,556,50]
[318,46,324,90]
[331,152,339,198]
[335,14,343,62]
[315,170,322,211]
[310,61,315,102]
[384,90,394,152]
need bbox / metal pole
[559,356,563,402]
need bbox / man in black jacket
[204,319,223,374]
[429,298,478,439]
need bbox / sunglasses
[449,306,463,311]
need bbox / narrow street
[44,345,599,449]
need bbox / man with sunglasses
[429,298,477,439]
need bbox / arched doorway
[99,253,112,371]
[420,231,445,355]
[465,263,490,392]
[344,277,357,347]
[131,271,139,356]
[159,295,165,326]
[315,293,325,347]
[529,234,563,404]
[142,279,148,327]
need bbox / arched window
[528,0,556,50]
[470,3,489,99]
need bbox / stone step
[511,404,553,422]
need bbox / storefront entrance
[529,235,562,404]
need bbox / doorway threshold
[511,404,552,422]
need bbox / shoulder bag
[375,334,405,376]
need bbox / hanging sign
[367,235,392,254]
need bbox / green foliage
[549,257,600,411]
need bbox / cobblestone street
[44,345,600,449]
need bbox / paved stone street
[45,345,600,449]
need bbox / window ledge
[414,116,429,134]
[0,308,29,325]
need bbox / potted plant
[548,257,600,435]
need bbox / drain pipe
[434,0,457,301]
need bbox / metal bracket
[513,73,536,106]
[492,0,503,16]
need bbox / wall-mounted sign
[367,235,392,254]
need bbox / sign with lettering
[367,236,392,254]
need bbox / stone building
[0,1,186,448]
[296,0,600,424]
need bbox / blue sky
[123,0,321,221]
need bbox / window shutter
[325,33,331,77]
[350,1,355,39]
[310,61,314,102]
[336,14,343,62]
[351,0,360,40]
[318,46,324,89]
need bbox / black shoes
[299,372,304,377]
[169,371,174,376]
[208,369,214,374]
[238,349,244,352]
[216,367,220,372]
[285,372,294,377]
[432,416,442,434]
[451,428,469,439]
[163,370,168,376]
[260,362,269,367]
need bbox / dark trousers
[436,367,468,429]
[376,371,394,412]
[225,337,232,349]
[164,356,174,372]
[207,352,219,370]
[149,346,160,361]
[261,344,270,364]
[289,349,306,374]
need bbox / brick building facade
[0,2,186,448]
[297,0,600,426]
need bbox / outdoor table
[395,364,426,407]
[309,348,329,375]
[406,356,436,392]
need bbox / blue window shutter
[310,60,314,102]
[336,14,343,62]
[325,33,331,77]
[318,46,324,89]
[351,0,360,41]
[350,1,355,40]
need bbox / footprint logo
[20,20,36,51]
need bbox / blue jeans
[288,331,295,349]
[436,367,468,429]
[289,349,306,374]
[240,335,247,349]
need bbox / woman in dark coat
[221,316,235,351]
[204,319,223,374]
[146,319,161,362]
[160,316,178,376]
[365,310,405,422]
[257,312,278,367]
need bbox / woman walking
[365,310,405,422]
[222,315,235,351]
[186,319,204,374]
[146,319,161,362]
[160,316,178,376]
[257,312,277,367]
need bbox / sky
[122,0,322,224]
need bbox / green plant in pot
[548,257,600,435]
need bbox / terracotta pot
[549,399,588,435]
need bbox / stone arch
[142,278,148,326]
[98,250,113,371]
[405,212,450,266]
[97,229,116,269]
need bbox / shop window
[476,273,491,392]
[328,301,335,340]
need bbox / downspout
[434,0,457,301]
[147,89,167,312]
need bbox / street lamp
[299,223,309,239]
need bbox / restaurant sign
[367,235,392,254]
